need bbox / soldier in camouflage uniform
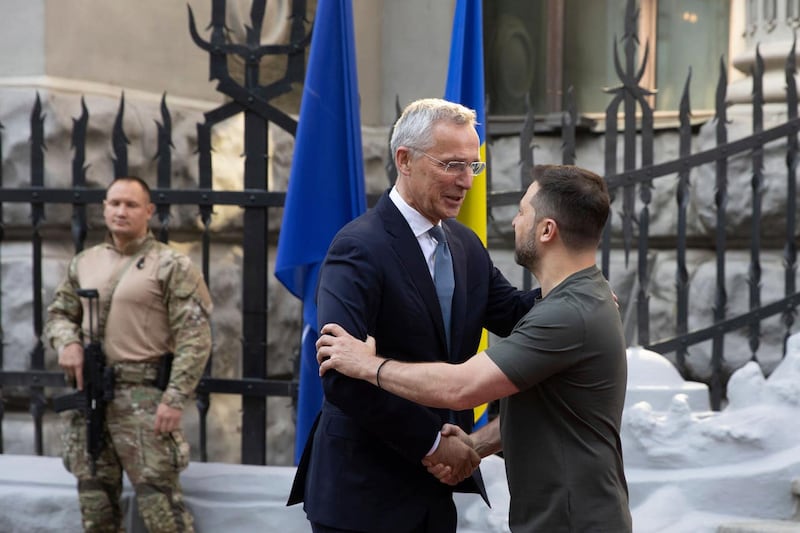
[45,176,213,533]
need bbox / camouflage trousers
[61,383,194,533]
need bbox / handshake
[314,324,495,486]
[422,423,481,486]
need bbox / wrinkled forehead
[430,119,478,144]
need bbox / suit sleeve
[483,262,539,337]
[453,225,538,338]
[316,233,442,464]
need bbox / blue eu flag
[275,0,366,465]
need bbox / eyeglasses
[415,150,486,176]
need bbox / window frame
[485,0,728,134]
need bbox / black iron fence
[0,0,797,464]
[493,1,800,410]
[0,0,309,465]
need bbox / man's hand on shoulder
[316,323,379,381]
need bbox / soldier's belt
[113,361,160,386]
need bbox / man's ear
[396,147,412,175]
[540,219,557,241]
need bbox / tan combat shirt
[45,232,213,409]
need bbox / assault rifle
[53,288,115,476]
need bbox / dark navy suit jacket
[288,190,536,532]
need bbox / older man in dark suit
[288,98,536,533]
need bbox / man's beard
[514,231,539,271]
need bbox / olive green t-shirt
[486,266,632,532]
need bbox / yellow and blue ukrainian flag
[444,0,490,429]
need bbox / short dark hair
[530,164,610,250]
[107,176,152,199]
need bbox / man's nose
[455,171,474,190]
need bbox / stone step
[717,479,800,532]
[717,520,800,533]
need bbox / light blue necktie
[429,225,454,352]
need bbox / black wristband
[376,358,393,389]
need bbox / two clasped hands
[316,323,480,486]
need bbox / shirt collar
[389,186,436,238]
[103,231,155,256]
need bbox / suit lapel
[376,193,449,356]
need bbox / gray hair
[390,98,477,156]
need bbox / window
[485,0,730,119]
[654,1,730,110]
